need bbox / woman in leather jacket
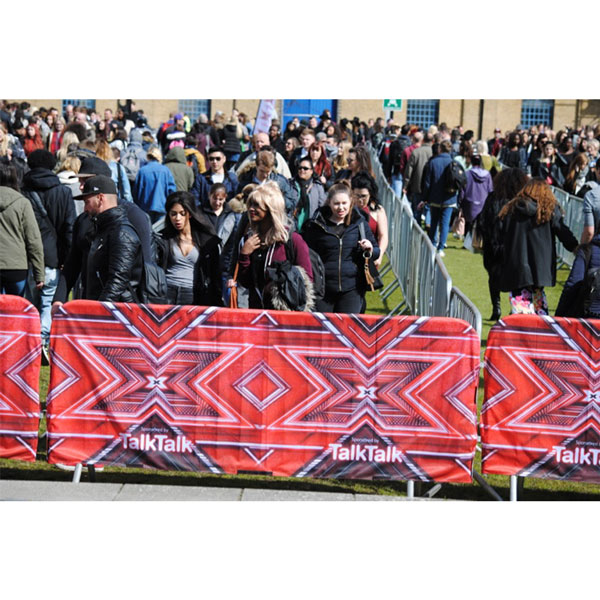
[156,191,223,306]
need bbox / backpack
[443,159,467,194]
[120,146,142,184]
[123,224,169,305]
[285,234,325,300]
[578,244,600,318]
[264,236,318,311]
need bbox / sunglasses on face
[209,156,223,161]
[298,166,313,171]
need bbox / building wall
[8,98,599,134]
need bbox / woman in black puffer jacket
[302,182,379,314]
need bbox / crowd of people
[0,101,387,360]
[1,99,598,348]
[372,117,600,320]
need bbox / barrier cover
[0,295,41,461]
[483,314,600,483]
[47,301,479,482]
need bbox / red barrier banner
[483,314,600,483]
[0,295,41,462]
[47,301,479,482]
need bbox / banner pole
[509,475,518,501]
[406,480,414,499]
[72,463,82,484]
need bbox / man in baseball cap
[72,173,141,301]
[74,174,117,204]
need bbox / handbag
[358,222,383,292]
[229,263,239,309]
[464,222,484,254]
[451,208,465,237]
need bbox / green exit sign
[383,99,402,109]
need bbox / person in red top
[308,141,334,189]
[23,124,44,156]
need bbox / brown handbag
[229,263,239,309]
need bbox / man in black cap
[21,149,75,353]
[53,155,154,305]
[72,175,142,302]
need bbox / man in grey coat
[403,131,433,224]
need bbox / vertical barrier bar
[510,476,518,502]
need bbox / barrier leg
[510,475,519,501]
[473,470,503,501]
[406,480,415,499]
[72,463,82,484]
[88,464,96,483]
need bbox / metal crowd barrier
[368,145,482,337]
[551,185,582,269]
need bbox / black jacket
[22,167,75,269]
[156,228,224,307]
[54,202,154,303]
[499,199,577,292]
[86,204,143,302]
[302,206,379,294]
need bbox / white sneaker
[437,250,446,258]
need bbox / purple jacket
[459,167,493,222]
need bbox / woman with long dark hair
[292,157,326,231]
[477,168,528,320]
[334,146,374,182]
[351,171,388,268]
[498,178,577,315]
[157,191,223,306]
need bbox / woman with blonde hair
[96,139,132,202]
[564,152,590,196]
[56,154,82,206]
[333,140,352,173]
[236,181,313,309]
[47,116,66,155]
[56,131,80,164]
[498,178,577,314]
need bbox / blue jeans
[0,270,28,296]
[391,174,403,198]
[428,203,456,251]
[27,267,59,345]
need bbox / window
[62,99,96,112]
[521,100,554,129]
[178,100,211,123]
[406,100,439,129]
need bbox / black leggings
[316,289,364,314]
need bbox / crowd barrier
[5,297,600,498]
[551,185,582,269]
[0,295,41,462]
[482,314,600,485]
[45,301,480,483]
[367,145,482,337]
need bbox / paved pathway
[0,479,426,501]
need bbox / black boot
[490,299,501,321]
[489,278,501,321]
